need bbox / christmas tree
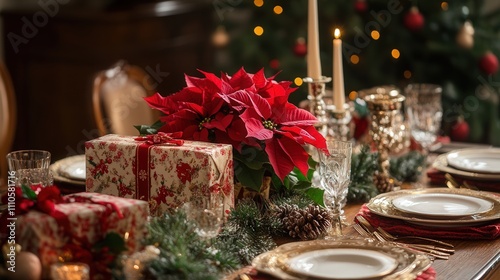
[213,0,500,145]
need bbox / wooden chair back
[92,61,159,136]
[0,63,16,191]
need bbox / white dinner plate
[367,188,500,228]
[50,155,86,185]
[59,159,86,181]
[432,154,500,181]
[392,193,494,219]
[446,148,500,174]
[286,248,398,280]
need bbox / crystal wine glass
[404,84,443,154]
[317,140,352,237]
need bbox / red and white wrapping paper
[16,192,148,275]
[85,134,234,216]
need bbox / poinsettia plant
[140,68,328,198]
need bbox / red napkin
[235,266,436,280]
[356,204,500,240]
[426,168,500,192]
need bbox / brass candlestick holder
[362,86,406,193]
[303,76,332,135]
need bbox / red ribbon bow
[134,132,184,146]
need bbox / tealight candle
[50,262,90,280]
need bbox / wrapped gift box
[17,192,149,276]
[85,134,234,216]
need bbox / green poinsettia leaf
[93,232,127,254]
[304,187,325,207]
[234,162,266,191]
[134,120,164,135]
[233,147,269,170]
[21,185,37,200]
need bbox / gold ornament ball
[8,252,42,280]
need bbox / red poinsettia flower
[144,68,327,184]
[226,89,327,179]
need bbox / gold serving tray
[252,238,431,280]
[366,188,500,227]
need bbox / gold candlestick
[362,86,406,193]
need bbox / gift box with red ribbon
[85,134,234,216]
[15,191,149,278]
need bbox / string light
[273,5,283,14]
[254,0,264,7]
[441,2,448,11]
[349,91,358,101]
[254,26,264,36]
[350,55,360,64]
[294,77,303,86]
[370,30,380,40]
[391,49,400,59]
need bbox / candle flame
[334,28,341,39]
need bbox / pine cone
[278,204,332,240]
[373,172,394,193]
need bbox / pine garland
[137,148,426,279]
[389,151,426,183]
[347,146,426,203]
[142,211,240,280]
[347,145,379,203]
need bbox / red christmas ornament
[479,51,499,75]
[354,0,368,13]
[352,115,369,140]
[403,7,425,32]
[293,37,307,57]
[450,117,470,142]
[269,59,280,70]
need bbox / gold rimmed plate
[432,154,500,181]
[252,239,431,280]
[446,148,500,174]
[367,188,500,227]
[50,155,86,186]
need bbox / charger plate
[432,154,500,181]
[392,193,494,219]
[50,155,86,186]
[367,188,500,227]
[252,239,431,280]
[446,148,500,174]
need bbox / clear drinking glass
[182,193,224,241]
[7,150,53,187]
[404,84,443,153]
[317,140,352,237]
